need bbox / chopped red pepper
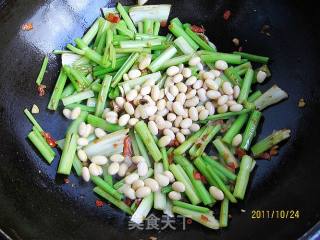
[22,22,33,31]
[186,218,193,224]
[200,175,207,184]
[223,10,231,21]
[227,162,237,172]
[168,138,180,147]
[63,178,70,184]
[259,146,278,160]
[193,171,202,180]
[106,13,120,23]
[41,131,57,148]
[168,152,174,164]
[235,148,246,158]
[37,84,46,96]
[191,25,205,33]
[160,21,167,27]
[124,198,132,206]
[95,200,105,207]
[200,215,209,222]
[123,136,132,157]
[270,146,279,156]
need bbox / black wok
[0,0,320,239]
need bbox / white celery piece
[154,163,166,210]
[254,85,288,111]
[131,193,154,224]
[73,57,93,76]
[174,36,195,55]
[172,206,220,229]
[82,17,102,45]
[62,53,81,66]
[148,46,177,72]
[62,54,92,75]
[62,90,95,106]
[84,129,129,158]
[120,71,162,93]
[156,74,167,89]
[163,198,174,217]
[129,5,172,25]
[120,39,162,49]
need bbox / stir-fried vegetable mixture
[24,2,291,230]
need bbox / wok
[0,0,319,239]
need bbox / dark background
[0,0,319,239]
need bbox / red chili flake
[259,146,279,160]
[106,13,120,23]
[95,200,105,207]
[191,25,205,33]
[227,162,237,172]
[22,22,33,31]
[186,218,193,224]
[270,146,279,156]
[63,178,70,184]
[41,131,57,148]
[200,175,207,184]
[124,198,132,206]
[123,136,132,157]
[168,138,180,147]
[223,10,231,21]
[160,21,167,27]
[235,148,246,158]
[113,143,118,148]
[168,152,174,164]
[193,171,202,180]
[200,215,209,222]
[37,84,46,96]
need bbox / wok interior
[0,0,319,239]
